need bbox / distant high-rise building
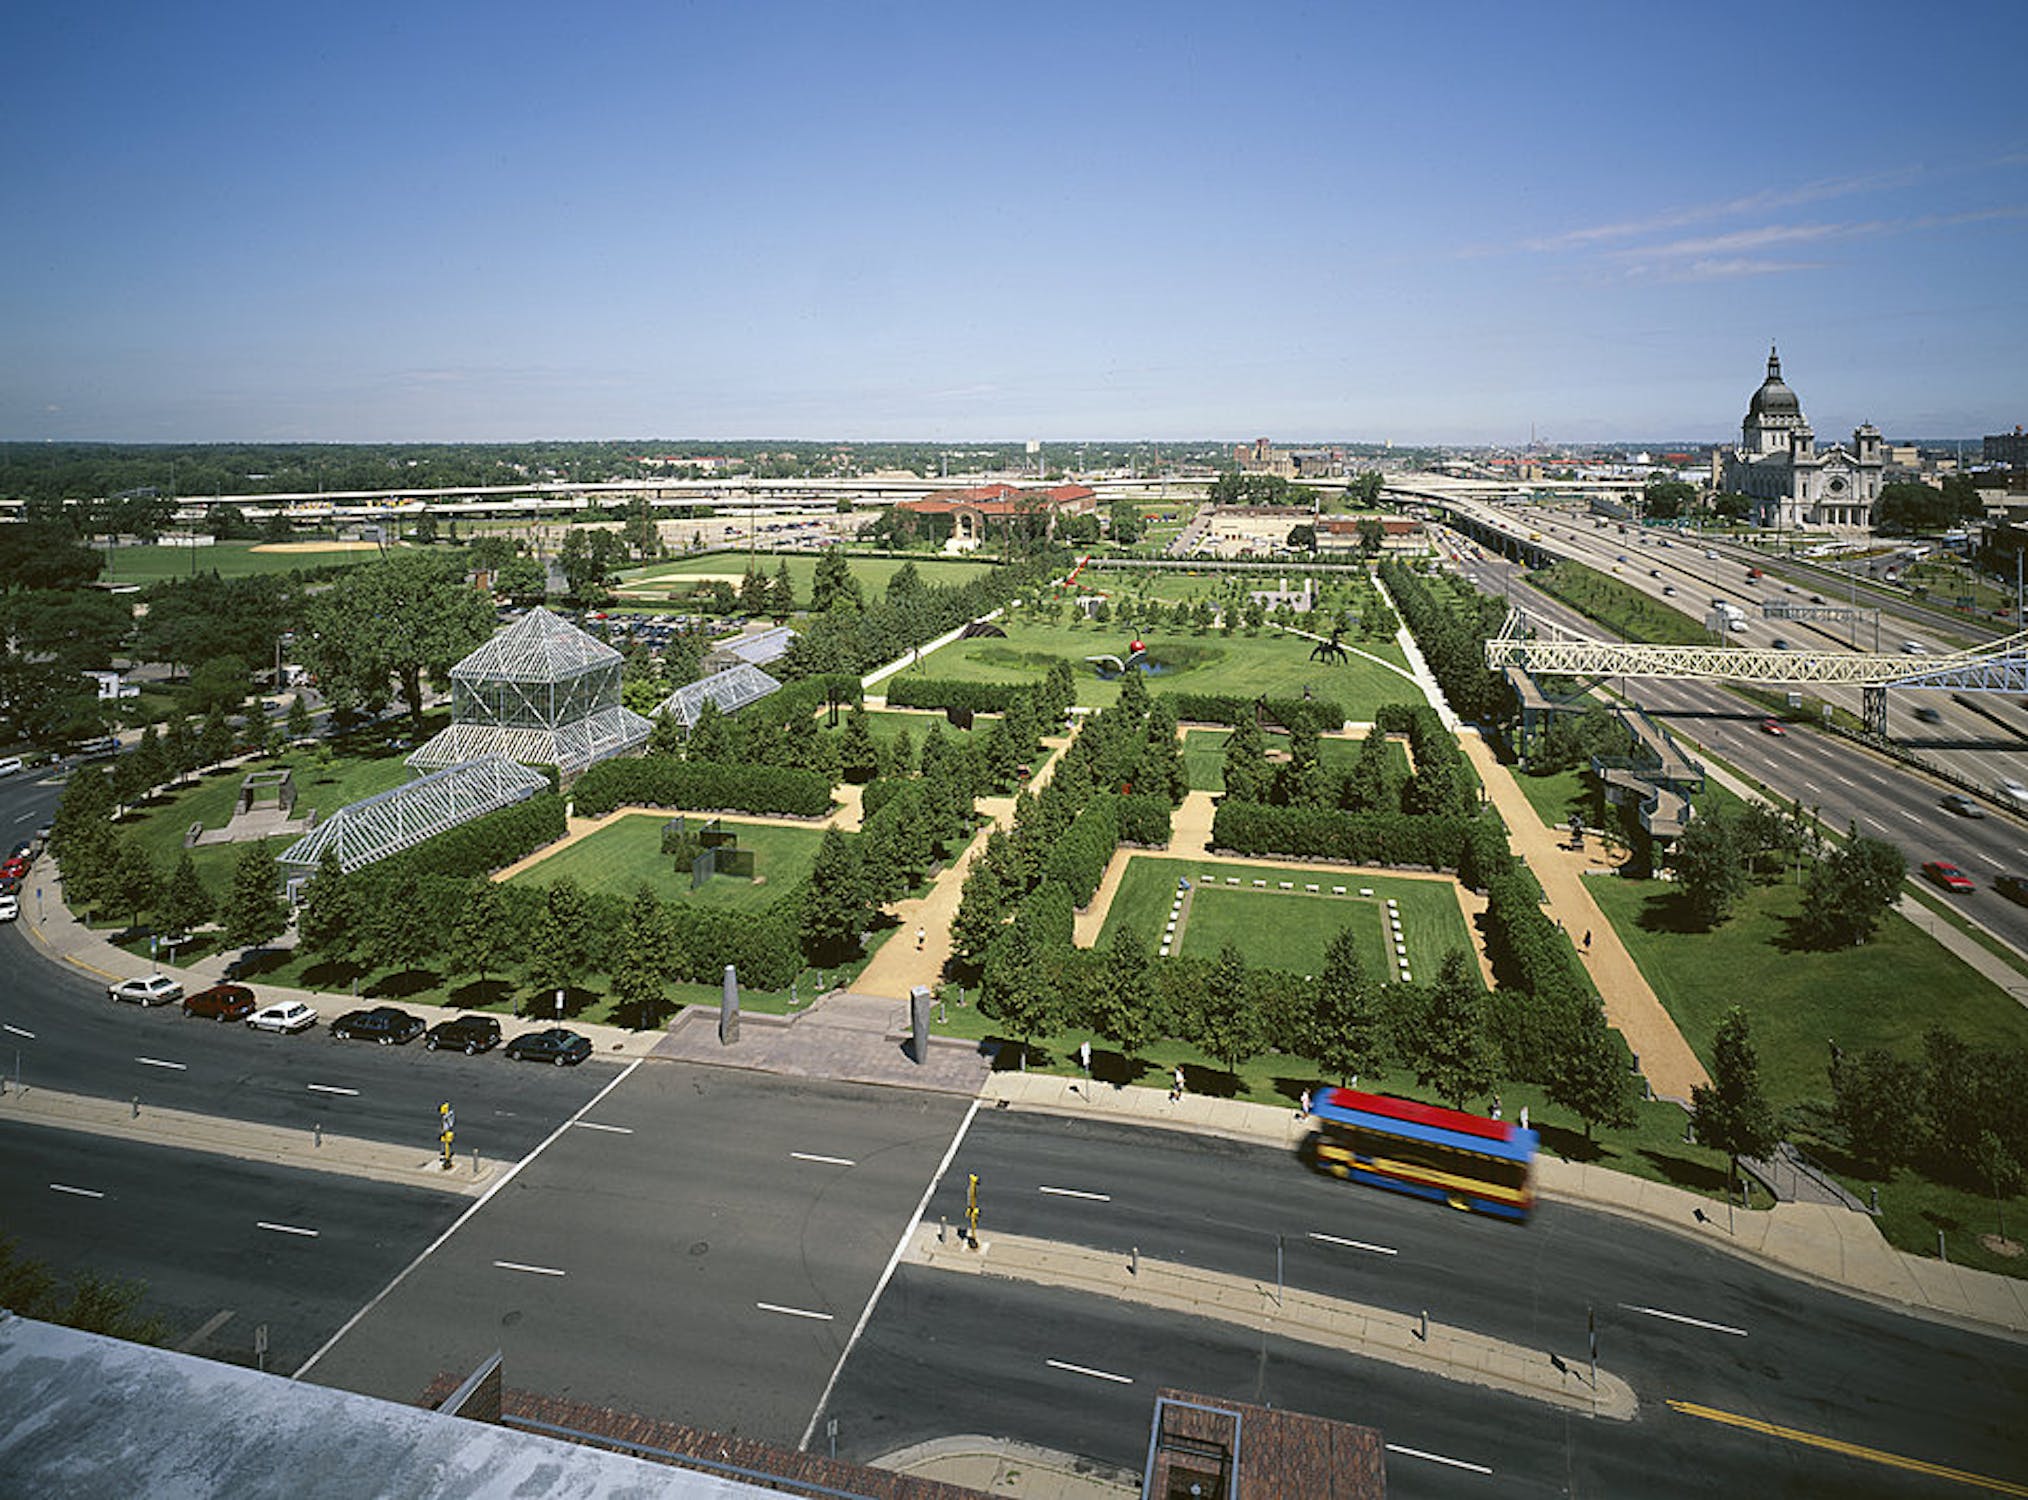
[1984,427,2028,469]
[1718,347,1882,529]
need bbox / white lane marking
[756,1301,834,1321]
[1309,1230,1398,1257]
[1621,1302,1749,1337]
[13,812,34,823]
[293,1057,642,1380]
[3,1023,35,1039]
[1038,1185,1111,1202]
[257,1221,320,1238]
[574,1121,633,1134]
[790,1150,854,1166]
[50,1183,104,1199]
[1386,1443,1493,1474]
[134,1056,186,1071]
[799,1097,980,1451]
[1900,810,1920,821]
[305,1083,358,1096]
[1046,1358,1133,1385]
[493,1260,566,1277]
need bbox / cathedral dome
[1747,346,1801,418]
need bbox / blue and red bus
[1303,1088,1539,1221]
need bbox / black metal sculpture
[1309,626,1350,665]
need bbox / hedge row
[739,673,862,735]
[571,758,834,819]
[1209,800,1473,871]
[1044,796,1120,908]
[1373,701,1478,821]
[884,677,1029,714]
[378,793,568,882]
[1161,692,1344,732]
[1378,559,1513,723]
[1116,791,1173,848]
[1480,869,1596,1078]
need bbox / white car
[0,895,16,922]
[109,974,183,1007]
[2000,779,2028,810]
[246,1000,317,1034]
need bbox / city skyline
[4,0,2024,445]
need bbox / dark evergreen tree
[1090,924,1157,1062]
[1413,950,1495,1109]
[1546,995,1637,1142]
[156,852,214,940]
[1221,716,1270,802]
[800,827,872,964]
[1690,1007,1780,1196]
[1309,925,1384,1084]
[218,839,287,954]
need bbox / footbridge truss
[1485,625,2028,735]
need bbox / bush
[1161,693,1344,732]
[572,758,834,819]
[377,794,568,882]
[1116,792,1173,848]
[1209,800,1474,870]
[885,677,1031,714]
[1044,797,1119,908]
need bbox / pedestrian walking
[1170,1066,1186,1103]
[1583,929,1592,953]
[1298,1088,1311,1120]
[1078,1040,1091,1078]
[1519,1105,1529,1132]
[1490,1093,1502,1121]
[915,925,926,951]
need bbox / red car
[183,983,258,1021]
[0,858,28,879]
[1922,861,1975,894]
[1759,718,1786,737]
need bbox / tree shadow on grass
[1094,1050,1158,1089]
[448,977,517,1010]
[1636,1147,1732,1196]
[368,967,443,999]
[521,984,597,1021]
[1180,1062,1238,1099]
[1632,889,1713,936]
[1535,1122,1609,1164]
[300,959,368,992]
[226,947,292,981]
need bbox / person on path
[915,925,926,951]
[1298,1088,1311,1120]
[1170,1067,1186,1103]
[1078,1040,1091,1078]
[1583,929,1592,953]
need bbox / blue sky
[4,1,2023,445]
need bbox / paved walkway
[982,1071,2028,1340]
[1458,728,1710,1103]
[652,991,993,1094]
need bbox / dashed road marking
[1309,1230,1398,1256]
[493,1260,565,1277]
[50,1183,104,1199]
[790,1151,854,1166]
[574,1121,633,1134]
[306,1083,359,1097]
[1386,1443,1493,1475]
[1623,1303,1747,1336]
[1046,1358,1132,1385]
[757,1302,834,1321]
[1038,1185,1111,1202]
[257,1221,320,1238]
[135,1056,186,1071]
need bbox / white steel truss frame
[279,756,548,876]
[1485,627,2028,689]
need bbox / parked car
[505,1028,593,1066]
[0,857,28,878]
[1940,794,1986,819]
[1759,718,1787,736]
[183,983,257,1021]
[425,1014,502,1055]
[1995,874,2028,906]
[0,895,17,923]
[109,974,183,1007]
[330,1006,426,1045]
[247,1000,317,1033]
[1922,861,1976,893]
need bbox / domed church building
[1717,346,1883,530]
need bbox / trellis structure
[655,663,781,732]
[278,755,549,882]
[408,606,651,774]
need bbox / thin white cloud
[1630,257,1826,283]
[1617,204,2028,263]
[1515,169,1921,253]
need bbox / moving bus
[1304,1088,1539,1221]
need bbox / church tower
[1743,345,1805,457]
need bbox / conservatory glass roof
[278,756,548,877]
[655,664,782,730]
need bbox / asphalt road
[1452,544,2028,961]
[300,1064,974,1438]
[0,1120,464,1374]
[830,1273,1971,1499]
[934,1115,2028,1468]
[0,921,624,1157]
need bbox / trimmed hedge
[1161,693,1344,732]
[1209,800,1474,870]
[377,793,568,882]
[739,673,862,734]
[1116,791,1173,848]
[1480,869,1596,1078]
[571,758,834,819]
[1044,796,1119,908]
[885,677,1029,714]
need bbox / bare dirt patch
[1978,1233,2023,1259]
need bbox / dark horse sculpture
[1308,626,1350,665]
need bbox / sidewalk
[22,867,662,1062]
[982,1070,2028,1340]
[1457,727,1710,1103]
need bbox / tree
[185,654,251,717]
[1413,950,1495,1109]
[302,552,497,735]
[362,871,437,975]
[1196,943,1259,1078]
[1975,1130,2023,1242]
[769,559,797,617]
[950,833,1013,966]
[156,852,214,940]
[1830,1047,1926,1171]
[811,549,862,613]
[686,700,738,763]
[218,840,288,955]
[885,560,924,605]
[838,705,880,784]
[1222,716,1270,802]
[285,693,312,743]
[1643,479,1697,520]
[801,828,872,964]
[297,850,357,963]
[525,878,595,1003]
[1306,925,1384,1084]
[0,589,132,672]
[620,497,661,560]
[1108,500,1143,545]
[1690,1007,1780,1197]
[103,836,160,932]
[610,885,680,1028]
[447,878,514,983]
[1090,925,1157,1062]
[162,714,195,785]
[0,520,101,593]
[978,913,1061,1063]
[1799,831,1905,948]
[1344,726,1396,813]
[1141,699,1188,804]
[739,567,770,616]
[1286,523,1316,552]
[198,705,234,768]
[1546,996,1637,1142]
[1669,810,1749,928]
